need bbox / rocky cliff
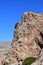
[1,12,43,65]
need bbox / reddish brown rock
[1,12,43,65]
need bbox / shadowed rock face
[1,12,43,65]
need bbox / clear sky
[0,0,43,42]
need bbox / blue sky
[0,0,43,42]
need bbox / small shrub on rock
[22,57,36,65]
[15,22,20,29]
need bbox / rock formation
[1,12,43,65]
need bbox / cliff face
[1,12,43,65]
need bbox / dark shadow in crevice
[40,31,43,40]
[35,38,43,49]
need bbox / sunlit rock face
[31,49,43,65]
[1,12,43,65]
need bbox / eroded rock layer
[1,12,43,65]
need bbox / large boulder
[1,12,43,65]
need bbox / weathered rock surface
[1,12,43,65]
[31,49,43,65]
